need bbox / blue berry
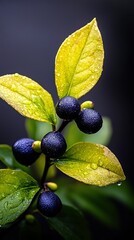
[41,131,67,158]
[37,191,62,217]
[12,138,40,166]
[75,108,103,134]
[56,96,80,120]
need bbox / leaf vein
[66,23,94,96]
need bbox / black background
[0,0,133,239]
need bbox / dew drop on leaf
[4,201,9,210]
[91,163,98,170]
[83,171,88,175]
[98,159,103,167]
[117,181,122,186]
[86,163,91,170]
[1,193,5,198]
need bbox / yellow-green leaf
[55,18,104,99]
[55,143,126,186]
[0,73,56,125]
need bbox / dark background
[0,0,133,239]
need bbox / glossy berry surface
[75,108,103,134]
[37,191,62,217]
[41,131,67,158]
[56,96,80,120]
[12,138,40,166]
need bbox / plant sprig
[0,18,126,230]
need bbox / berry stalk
[40,155,52,186]
[57,119,71,132]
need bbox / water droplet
[86,164,91,170]
[14,73,19,77]
[91,163,98,170]
[4,201,9,210]
[83,171,88,175]
[117,181,122,186]
[98,159,103,167]
[94,26,97,31]
[1,193,5,198]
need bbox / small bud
[32,141,42,153]
[81,100,94,110]
[46,182,58,191]
[25,214,35,223]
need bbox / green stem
[41,156,51,186]
[57,120,71,132]
[52,124,56,131]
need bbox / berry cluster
[12,96,103,217]
[56,96,103,134]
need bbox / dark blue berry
[41,131,67,158]
[75,108,103,134]
[56,96,80,120]
[12,138,40,166]
[37,191,62,217]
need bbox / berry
[56,96,80,120]
[75,108,103,134]
[37,191,62,217]
[41,131,67,158]
[12,138,40,166]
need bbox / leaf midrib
[57,157,122,176]
[0,184,39,202]
[66,22,94,96]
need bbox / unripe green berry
[46,182,58,191]
[81,100,94,110]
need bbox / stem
[52,124,56,131]
[57,120,71,132]
[41,156,51,186]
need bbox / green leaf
[98,180,134,211]
[55,142,126,186]
[56,178,119,228]
[0,169,39,228]
[55,18,104,99]
[47,205,91,240]
[25,118,52,140]
[64,116,113,147]
[0,144,31,174]
[85,116,112,145]
[0,73,56,125]
[0,144,17,168]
